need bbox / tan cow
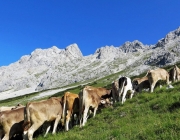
[0,103,24,112]
[79,86,112,127]
[85,86,112,99]
[23,97,63,140]
[0,107,25,140]
[169,66,176,83]
[147,68,169,92]
[168,65,180,83]
[61,92,79,131]
[174,65,180,81]
[111,80,119,103]
[132,75,150,93]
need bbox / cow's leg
[82,106,89,126]
[79,111,83,128]
[2,133,9,140]
[65,110,71,131]
[150,81,156,93]
[74,113,79,125]
[130,90,135,99]
[166,75,170,85]
[118,89,123,102]
[52,114,61,134]
[28,122,43,140]
[93,106,98,117]
[44,123,51,137]
[2,126,10,140]
[173,74,176,82]
[121,88,128,104]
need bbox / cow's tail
[61,93,67,126]
[79,89,84,127]
[23,103,31,131]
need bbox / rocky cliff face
[145,27,180,66]
[120,40,148,53]
[0,27,180,93]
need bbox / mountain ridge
[0,27,180,95]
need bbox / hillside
[36,81,180,140]
[0,63,180,140]
[0,27,180,99]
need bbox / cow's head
[100,98,113,107]
[132,80,139,91]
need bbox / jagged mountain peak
[155,27,180,48]
[1,27,180,95]
[94,45,122,59]
[120,40,146,53]
[65,43,83,58]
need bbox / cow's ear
[100,100,106,104]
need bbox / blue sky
[0,0,180,66]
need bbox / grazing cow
[0,107,25,140]
[169,66,176,83]
[111,80,119,103]
[174,65,180,81]
[23,97,63,140]
[147,68,169,93]
[61,92,79,131]
[0,104,24,112]
[132,75,150,93]
[79,86,112,127]
[118,76,135,104]
[84,86,112,99]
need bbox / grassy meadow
[36,81,180,140]
[1,63,180,140]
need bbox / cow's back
[28,98,62,122]
[148,68,169,81]
[85,86,111,98]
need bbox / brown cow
[61,92,79,131]
[23,97,62,140]
[79,86,112,127]
[147,68,169,92]
[0,103,24,112]
[132,75,150,93]
[0,107,25,140]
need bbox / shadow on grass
[168,102,180,112]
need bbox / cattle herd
[0,64,180,140]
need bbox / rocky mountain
[0,27,180,94]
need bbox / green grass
[1,63,180,140]
[0,91,46,106]
[34,81,180,140]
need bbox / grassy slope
[1,63,180,140]
[36,80,180,140]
